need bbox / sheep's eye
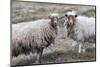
[65,14,68,17]
[75,14,77,17]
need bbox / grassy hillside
[11,1,95,24]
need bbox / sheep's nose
[69,19,73,23]
[67,23,71,28]
[54,22,57,26]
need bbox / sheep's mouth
[67,27,74,37]
[67,23,71,29]
[55,23,58,26]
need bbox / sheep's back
[12,19,57,54]
[72,16,95,42]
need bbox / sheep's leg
[82,46,86,53]
[71,41,77,51]
[82,42,86,53]
[36,48,43,64]
[78,42,82,53]
[51,39,56,47]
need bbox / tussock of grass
[12,48,95,66]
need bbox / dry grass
[11,1,95,24]
[11,28,96,66]
[12,48,95,66]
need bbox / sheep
[64,11,96,53]
[12,13,59,64]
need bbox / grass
[11,28,96,66]
[82,9,96,17]
[12,48,95,66]
[11,1,95,24]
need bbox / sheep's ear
[65,14,68,17]
[75,14,78,17]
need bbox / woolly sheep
[12,13,59,64]
[64,11,95,53]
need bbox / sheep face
[64,13,77,36]
[64,14,77,28]
[51,16,59,27]
[48,14,59,29]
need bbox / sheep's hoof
[35,60,41,64]
[78,50,82,54]
[82,49,86,53]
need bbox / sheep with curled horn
[12,13,59,64]
[64,11,95,53]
